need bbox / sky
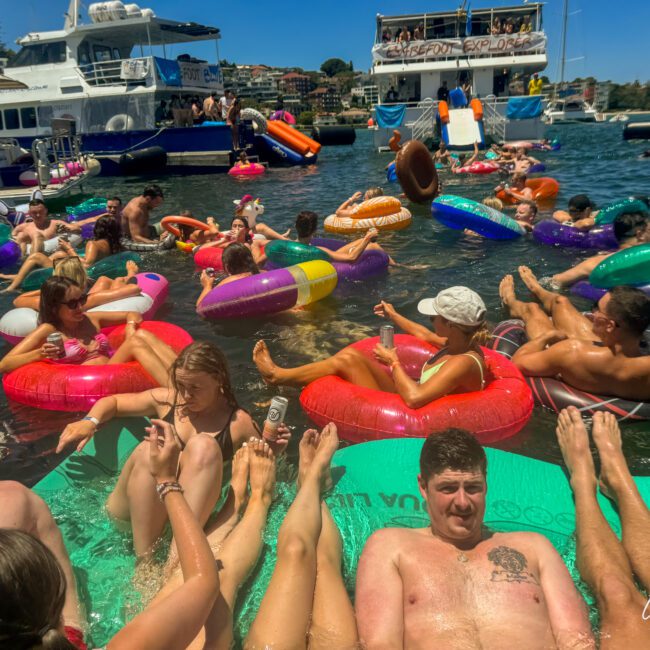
[1,0,648,83]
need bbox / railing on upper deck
[78,57,154,87]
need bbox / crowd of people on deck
[1,121,650,650]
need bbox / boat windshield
[7,42,67,67]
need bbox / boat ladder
[482,99,507,143]
[408,99,437,142]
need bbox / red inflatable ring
[300,334,533,443]
[2,322,193,412]
[194,246,225,271]
[161,215,211,238]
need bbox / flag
[465,5,472,36]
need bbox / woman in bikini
[254,286,488,409]
[57,341,289,558]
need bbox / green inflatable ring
[0,223,11,244]
[265,240,330,267]
[589,243,650,288]
[594,198,649,225]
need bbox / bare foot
[592,412,627,499]
[308,423,339,493]
[556,407,596,485]
[298,428,319,488]
[253,340,280,385]
[499,275,516,309]
[518,266,544,296]
[125,260,139,278]
[248,437,276,507]
[230,443,250,511]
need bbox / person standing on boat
[203,91,219,121]
[528,73,543,95]
[121,185,165,244]
[227,94,242,152]
[437,81,449,102]
[218,89,234,122]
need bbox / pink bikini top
[55,333,113,364]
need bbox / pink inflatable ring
[300,334,533,444]
[228,162,265,176]
[2,321,192,411]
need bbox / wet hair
[93,215,121,254]
[482,197,504,211]
[39,276,79,328]
[455,321,491,348]
[169,341,239,411]
[142,184,164,200]
[606,286,650,336]
[53,257,87,288]
[0,529,76,650]
[420,428,487,483]
[230,216,252,242]
[295,211,318,238]
[519,199,538,216]
[28,199,46,209]
[222,242,259,276]
[568,194,593,212]
[107,196,122,205]
[364,187,384,200]
[613,211,648,241]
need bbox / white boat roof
[17,15,220,47]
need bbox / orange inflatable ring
[299,334,533,444]
[497,177,560,205]
[350,196,403,219]
[395,140,439,204]
[2,322,193,412]
[161,216,211,238]
[324,208,412,234]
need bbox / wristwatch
[82,416,100,427]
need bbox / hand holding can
[262,396,289,442]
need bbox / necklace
[457,551,469,563]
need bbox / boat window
[20,107,37,129]
[7,42,66,67]
[0,112,3,130]
[38,105,54,127]
[93,45,114,62]
[4,109,20,130]
[78,42,91,66]
[113,48,121,60]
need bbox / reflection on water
[1,124,650,484]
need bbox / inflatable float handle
[438,101,450,124]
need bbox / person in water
[121,184,166,243]
[355,427,593,648]
[0,276,176,387]
[551,211,650,288]
[335,187,388,218]
[254,287,488,409]
[433,141,453,167]
[494,172,534,202]
[556,407,650,648]
[499,273,650,401]
[0,422,222,650]
[513,199,538,231]
[57,341,289,558]
[552,194,597,229]
[0,215,123,292]
[195,215,266,264]
[233,194,290,241]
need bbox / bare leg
[245,425,339,649]
[108,331,176,387]
[309,502,358,649]
[592,412,650,591]
[499,275,554,340]
[29,231,45,254]
[556,408,647,648]
[0,252,53,292]
[107,260,140,289]
[518,266,596,341]
[253,340,396,391]
[90,276,113,292]
[0,481,83,629]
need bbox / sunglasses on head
[61,294,88,309]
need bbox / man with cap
[552,194,597,229]
[253,286,488,408]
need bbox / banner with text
[372,32,546,62]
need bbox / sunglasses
[61,294,88,310]
[590,302,618,327]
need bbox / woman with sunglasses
[0,276,176,387]
[195,216,266,264]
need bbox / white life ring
[240,108,267,134]
[105,114,135,132]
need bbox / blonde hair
[482,197,504,211]
[53,257,87,288]
[364,187,384,200]
[453,321,491,348]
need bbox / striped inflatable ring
[489,319,650,421]
[350,196,403,219]
[324,208,412,234]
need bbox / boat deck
[0,171,92,206]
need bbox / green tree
[298,111,314,126]
[320,58,349,77]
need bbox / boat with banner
[370,2,549,150]
[0,1,255,175]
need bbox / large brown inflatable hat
[391,130,439,204]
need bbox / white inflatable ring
[105,114,135,132]
[240,108,267,134]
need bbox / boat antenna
[559,0,568,86]
[64,0,80,29]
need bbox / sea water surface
[1,122,650,484]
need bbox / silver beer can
[46,332,65,359]
[380,324,395,348]
[263,396,289,442]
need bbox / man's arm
[535,534,595,649]
[356,530,404,650]
[552,255,603,287]
[512,335,574,377]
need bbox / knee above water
[597,573,639,610]
[278,533,316,563]
[182,434,223,471]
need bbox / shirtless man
[552,194,597,230]
[433,141,453,167]
[499,272,650,401]
[121,185,165,243]
[513,199,538,231]
[510,146,541,174]
[356,428,594,649]
[551,211,649,288]
[11,199,77,255]
[494,172,534,203]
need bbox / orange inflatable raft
[497,177,560,204]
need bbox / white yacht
[543,97,599,124]
[370,2,549,150]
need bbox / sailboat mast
[559,0,568,85]
[65,0,80,29]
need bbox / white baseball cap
[418,286,487,327]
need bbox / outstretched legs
[499,274,554,340]
[0,251,53,292]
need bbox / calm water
[2,123,650,484]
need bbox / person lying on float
[494,172,534,203]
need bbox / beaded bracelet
[156,481,184,502]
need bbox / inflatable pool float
[270,110,296,125]
[324,209,412,234]
[194,246,225,271]
[490,320,650,421]
[497,177,559,204]
[161,215,211,239]
[240,108,268,134]
[570,280,650,302]
[176,241,196,253]
[386,161,397,183]
[300,334,533,443]
[527,163,546,174]
[595,197,650,225]
[589,243,650,288]
[120,233,176,253]
[197,260,337,320]
[228,162,265,176]
[532,221,618,250]
[393,137,439,203]
[2,321,192,411]
[0,272,168,345]
[32,425,650,648]
[455,161,501,175]
[20,251,142,292]
[266,120,321,156]
[264,240,330,267]
[0,224,21,269]
[431,195,525,240]
[349,196,403,220]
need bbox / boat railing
[30,135,89,189]
[482,97,507,142]
[78,57,153,87]
[409,98,438,141]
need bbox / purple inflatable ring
[571,280,650,302]
[533,221,618,250]
[0,240,21,269]
[311,237,390,281]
